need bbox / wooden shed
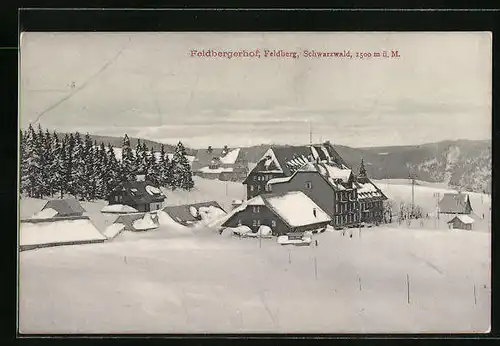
[447,215,475,230]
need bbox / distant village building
[222,191,332,236]
[242,142,387,229]
[191,145,249,182]
[107,177,166,213]
[447,215,474,230]
[438,193,473,215]
[39,197,86,218]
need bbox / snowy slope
[19,225,490,333]
[20,219,107,247]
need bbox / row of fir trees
[20,124,195,200]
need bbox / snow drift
[132,213,158,231]
[103,223,126,239]
[20,218,106,250]
[101,204,138,214]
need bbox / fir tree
[86,139,99,200]
[147,145,161,186]
[141,142,149,177]
[20,129,28,195]
[33,125,48,198]
[47,131,61,197]
[107,143,120,193]
[158,144,171,187]
[24,124,39,197]
[96,142,107,200]
[57,138,67,198]
[72,131,85,200]
[121,134,135,183]
[65,133,76,197]
[170,141,194,190]
[358,158,367,178]
[134,138,143,174]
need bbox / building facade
[192,145,249,182]
[107,180,166,212]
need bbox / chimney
[313,208,317,218]
[207,145,213,154]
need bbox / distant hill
[193,140,491,194]
[61,132,490,194]
[56,132,198,156]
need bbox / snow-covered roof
[101,204,139,214]
[323,164,351,183]
[265,191,331,228]
[20,218,106,247]
[247,195,265,206]
[449,215,475,224]
[357,181,384,200]
[267,176,293,185]
[198,166,234,173]
[219,148,241,164]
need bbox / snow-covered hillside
[18,177,490,333]
[19,224,490,333]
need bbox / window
[252,220,257,227]
[257,185,261,191]
[250,185,254,192]
[271,220,277,228]
[305,181,313,189]
[335,204,339,213]
[265,184,272,192]
[253,176,257,181]
[114,195,120,203]
[253,206,260,213]
[257,220,261,226]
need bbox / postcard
[18,31,491,334]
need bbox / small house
[439,193,473,215]
[221,191,331,236]
[192,145,249,181]
[38,197,86,218]
[107,180,166,213]
[447,215,474,230]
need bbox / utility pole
[409,171,416,218]
[309,121,312,145]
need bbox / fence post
[474,284,477,306]
[406,274,410,304]
[314,257,318,280]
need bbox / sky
[19,32,492,149]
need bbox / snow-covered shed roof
[264,191,331,228]
[42,197,86,217]
[439,193,472,214]
[448,214,475,225]
[20,216,106,249]
[162,201,225,226]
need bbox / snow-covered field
[18,177,491,334]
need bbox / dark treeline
[20,124,194,200]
